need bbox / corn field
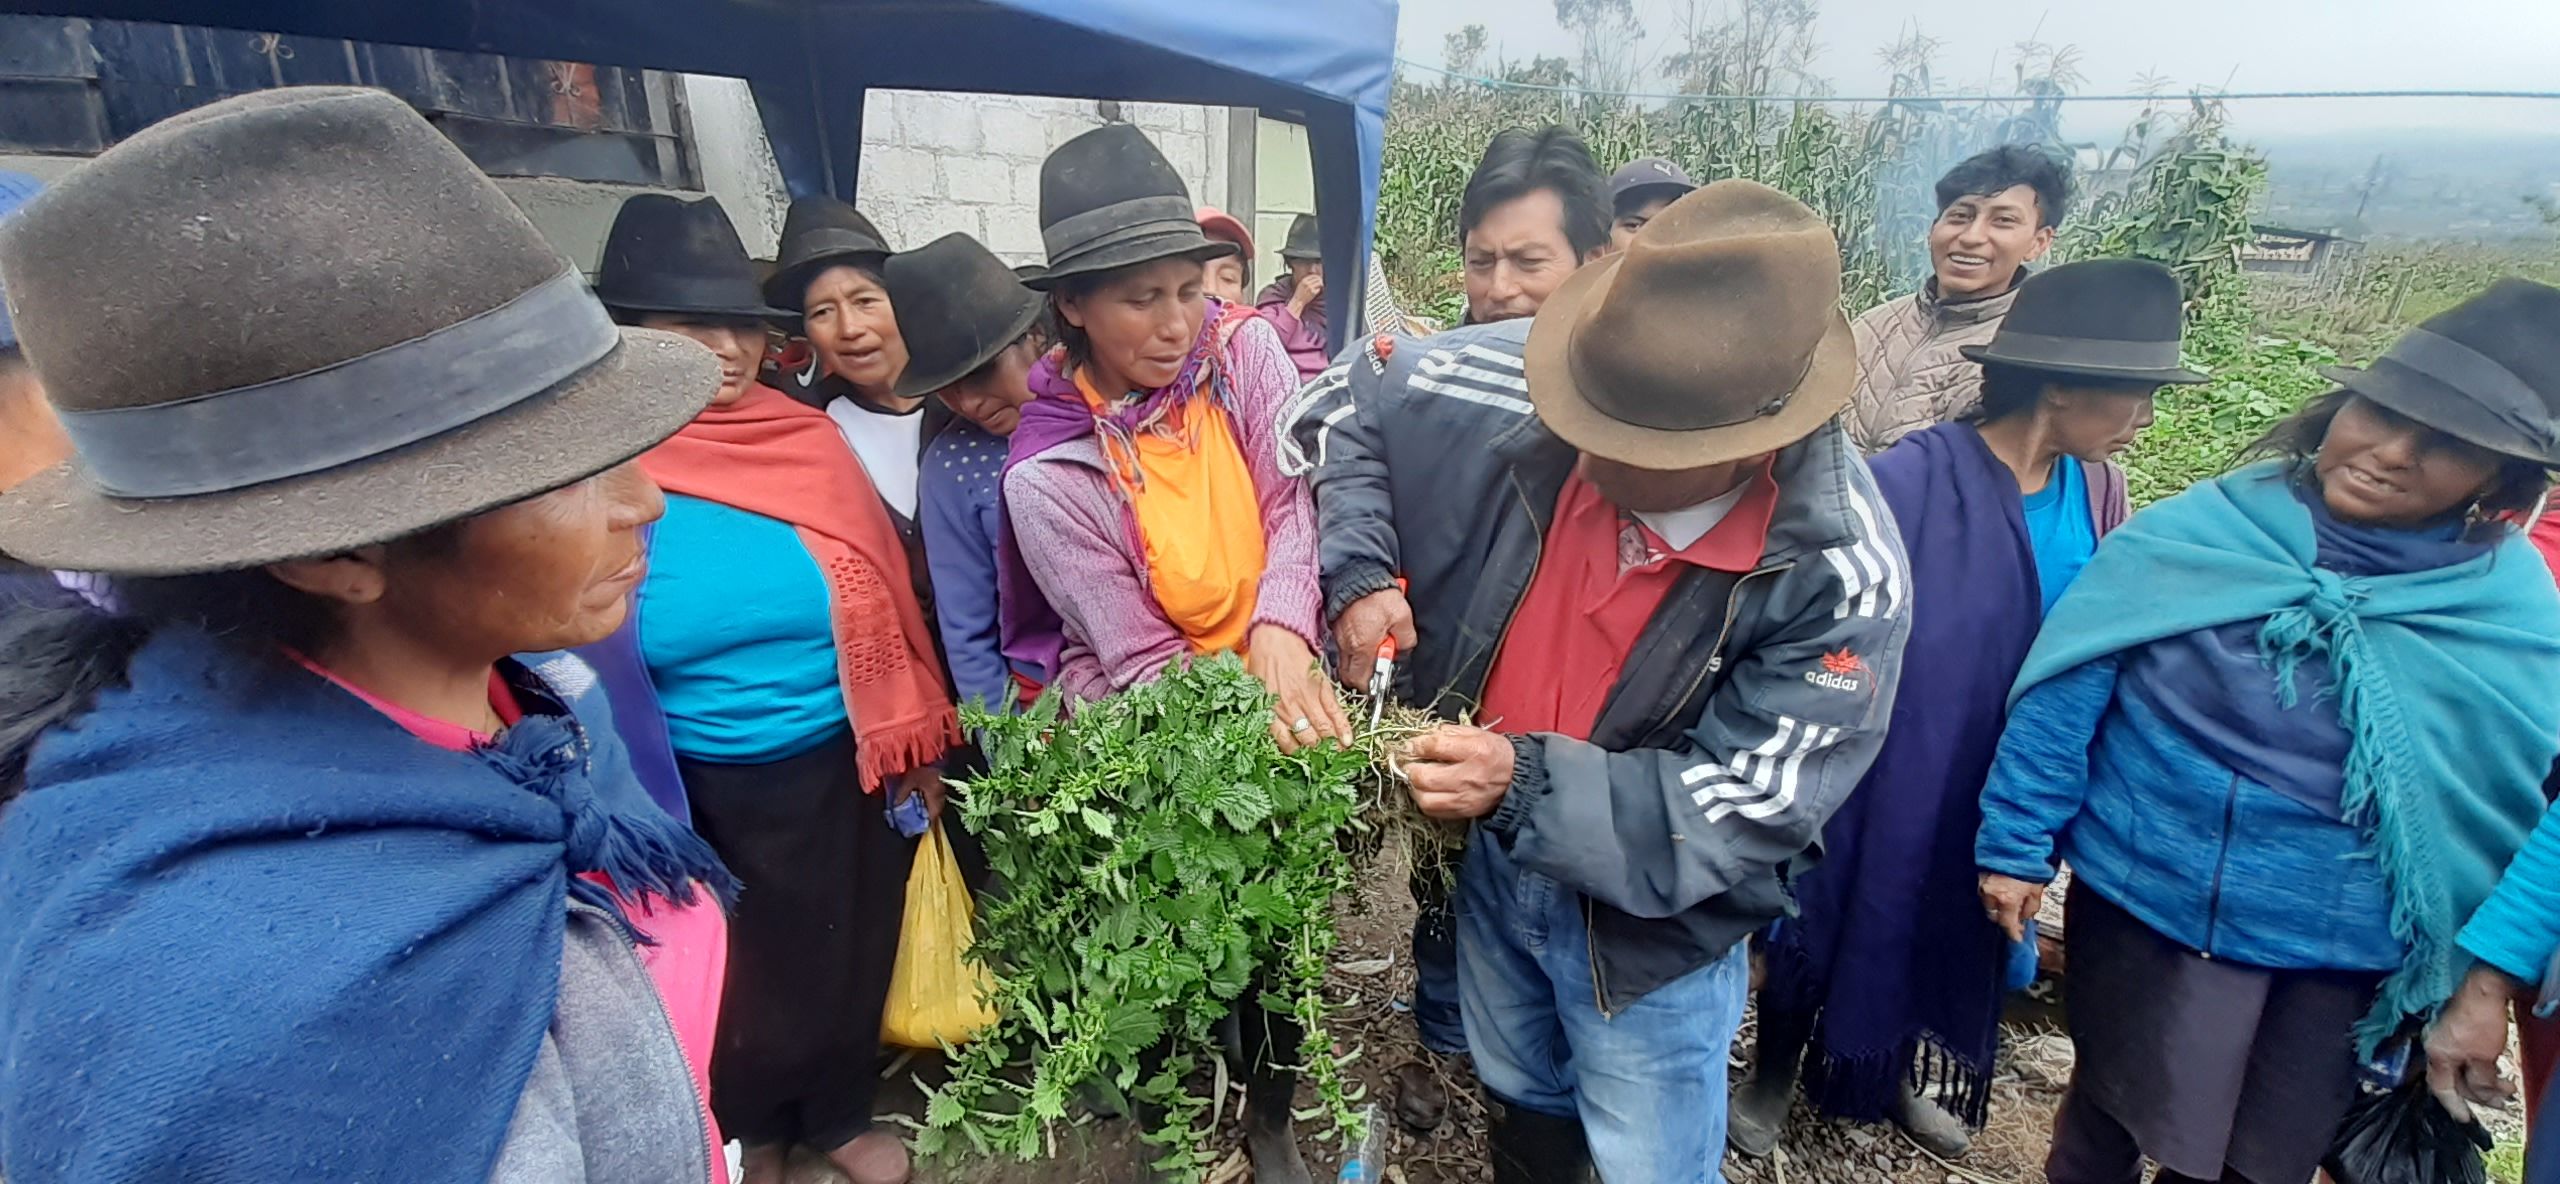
[1376,77,2327,505]
[1376,79,2262,329]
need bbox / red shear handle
[1372,576,1411,664]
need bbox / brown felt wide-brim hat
[0,86,720,576]
[1522,181,1857,470]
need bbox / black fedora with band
[1025,123,1236,291]
[596,192,794,324]
[1961,258,2209,386]
[0,87,718,575]
[2319,278,2560,465]
[885,232,1047,400]
[764,194,894,313]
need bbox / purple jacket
[1001,313,1324,701]
[1257,277,1329,382]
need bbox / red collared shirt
[1478,464,1777,741]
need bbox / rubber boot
[1892,1085,1973,1159]
[1232,1001,1314,1184]
[1485,1095,1597,1184]
[1243,1061,1313,1184]
[1725,1059,1797,1158]
[1728,995,1811,1158]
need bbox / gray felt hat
[0,87,718,576]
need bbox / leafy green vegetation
[2489,1133,2526,1184]
[922,656,1367,1181]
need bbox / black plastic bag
[2322,1078,2494,1184]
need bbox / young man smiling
[1845,146,2072,453]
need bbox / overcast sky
[1392,0,2560,138]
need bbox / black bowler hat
[1962,259,2209,385]
[1026,123,1235,290]
[2320,278,2560,464]
[764,194,893,312]
[885,233,1047,400]
[595,194,791,323]
[1279,213,1322,262]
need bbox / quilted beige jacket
[1843,281,2020,453]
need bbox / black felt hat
[764,194,893,312]
[596,193,792,323]
[2320,278,2560,464]
[0,87,717,575]
[1026,123,1235,290]
[886,233,1048,400]
[1961,259,2209,385]
[1279,213,1322,262]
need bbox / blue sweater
[2020,457,2095,615]
[1978,655,2405,971]
[637,494,845,763]
[919,422,1035,711]
[2465,802,2560,986]
[1981,472,2553,991]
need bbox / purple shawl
[1760,422,2055,1127]
[994,298,1238,680]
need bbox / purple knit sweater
[1001,313,1323,702]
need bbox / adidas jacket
[1289,316,1913,1011]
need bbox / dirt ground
[780,853,2522,1184]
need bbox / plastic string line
[1394,58,2560,106]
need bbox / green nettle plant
[921,655,1368,1181]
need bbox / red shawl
[638,385,958,790]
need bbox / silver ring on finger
[1291,717,1315,734]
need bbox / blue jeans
[1458,832,1750,1184]
[1411,861,1468,1054]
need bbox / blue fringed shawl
[2010,462,2560,1049]
[0,629,734,1181]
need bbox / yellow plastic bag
[881,820,998,1049]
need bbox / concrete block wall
[854,89,1230,266]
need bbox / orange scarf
[1072,363,1267,655]
[638,385,958,790]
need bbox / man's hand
[2425,965,2522,1123]
[1288,271,1326,317]
[1247,624,1354,754]
[1398,725,1513,820]
[1332,586,1417,688]
[1977,873,2046,943]
[895,765,948,823]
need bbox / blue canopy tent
[0,0,1398,348]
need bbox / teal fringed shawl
[2010,462,2560,1049]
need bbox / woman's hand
[894,765,948,823]
[2425,965,2523,1122]
[1247,624,1353,753]
[1977,874,2046,943]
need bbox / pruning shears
[1367,577,1408,728]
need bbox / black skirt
[682,728,918,1151]
[2060,879,2385,1184]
